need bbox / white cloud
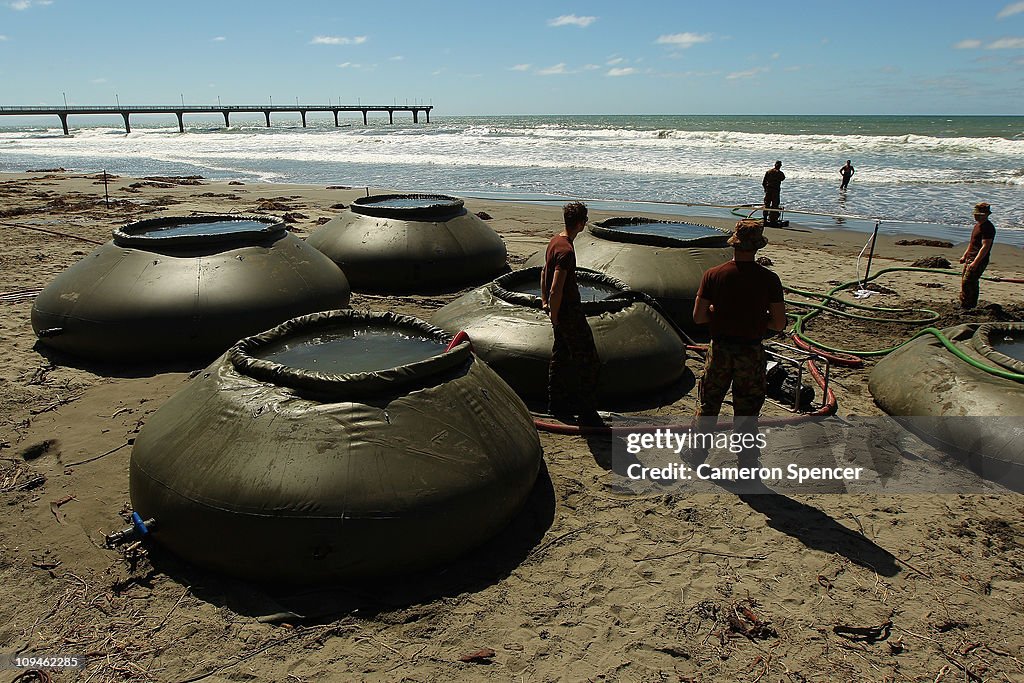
[606,57,624,65]
[988,36,1024,48]
[0,34,7,40]
[538,62,569,75]
[509,63,531,71]
[212,36,226,42]
[607,67,637,77]
[389,55,404,61]
[548,14,596,28]
[337,62,362,69]
[726,66,768,80]
[583,63,601,70]
[954,38,983,49]
[8,0,49,8]
[655,32,712,48]
[90,77,106,84]
[311,35,367,45]
[997,1,1024,18]
[771,52,780,60]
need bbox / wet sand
[1,171,1023,682]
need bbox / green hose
[912,327,1024,382]
[788,266,1023,382]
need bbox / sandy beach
[2,171,1023,682]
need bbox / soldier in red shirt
[959,202,996,309]
[691,220,787,463]
[540,202,601,425]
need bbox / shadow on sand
[726,480,900,577]
[32,341,209,379]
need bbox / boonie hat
[728,219,769,251]
[973,202,992,215]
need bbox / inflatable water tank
[432,267,687,403]
[306,193,507,292]
[129,310,542,583]
[869,322,1024,487]
[524,217,731,328]
[31,215,351,361]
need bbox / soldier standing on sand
[690,220,787,465]
[839,160,855,190]
[762,160,785,226]
[540,201,602,426]
[959,202,996,309]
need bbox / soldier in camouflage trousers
[691,220,786,463]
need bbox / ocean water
[1,113,1022,246]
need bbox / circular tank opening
[993,333,1024,363]
[600,218,728,242]
[114,215,284,247]
[132,219,270,239]
[349,193,465,219]
[508,278,621,303]
[254,324,448,374]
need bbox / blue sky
[1,0,1023,115]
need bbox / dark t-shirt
[696,260,785,340]
[841,165,855,179]
[966,219,996,261]
[762,168,785,190]
[543,234,581,314]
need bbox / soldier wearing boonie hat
[959,202,996,309]
[690,219,787,466]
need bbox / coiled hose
[789,266,1024,382]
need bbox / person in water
[540,201,602,425]
[839,160,855,190]
[762,160,785,226]
[959,202,996,309]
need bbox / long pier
[0,104,433,134]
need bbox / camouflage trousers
[960,259,988,309]
[549,308,600,414]
[695,340,767,426]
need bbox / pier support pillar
[413,109,419,123]
[388,109,394,124]
[333,110,339,127]
[121,112,131,134]
[58,113,69,136]
[301,110,307,128]
[176,112,184,133]
[222,111,230,127]
[426,109,430,123]
[264,111,271,127]
[362,109,368,125]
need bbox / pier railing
[0,103,433,134]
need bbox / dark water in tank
[362,197,460,209]
[256,325,446,373]
[606,221,726,241]
[510,280,621,302]
[138,219,270,238]
[993,337,1024,363]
